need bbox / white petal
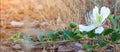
[79,24,96,32]
[100,6,110,23]
[95,27,104,34]
[10,21,24,27]
[93,6,99,20]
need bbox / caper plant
[10,6,120,52]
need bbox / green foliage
[46,31,56,39]
[10,33,20,41]
[111,32,120,42]
[16,33,20,39]
[83,44,92,52]
[111,19,117,28]
[109,15,120,42]
[61,30,73,39]
[11,17,120,51]
[37,34,44,41]
[10,33,21,43]
[115,16,120,20]
[58,30,64,34]
[87,30,96,38]
[45,31,58,41]
[23,35,31,41]
[70,22,77,28]
[74,29,80,34]
[96,34,107,47]
[51,35,58,41]
[108,14,114,20]
[10,36,16,41]
[111,15,120,29]
[103,28,113,36]
[118,25,120,31]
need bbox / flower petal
[93,6,99,20]
[100,6,110,23]
[95,27,104,34]
[79,24,96,32]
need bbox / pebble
[12,44,21,50]
[10,21,24,27]
[75,42,82,48]
[40,22,48,26]
[78,50,85,52]
[58,46,74,52]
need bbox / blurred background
[0,0,120,39]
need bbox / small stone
[12,44,21,50]
[31,45,37,49]
[40,22,48,26]
[10,21,24,27]
[58,46,74,52]
[75,43,82,48]
[78,50,85,52]
[34,5,43,10]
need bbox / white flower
[95,27,104,34]
[79,24,96,32]
[79,6,110,34]
[92,6,110,26]
[10,21,24,27]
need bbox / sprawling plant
[10,6,120,52]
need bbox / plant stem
[34,40,72,44]
[34,38,98,45]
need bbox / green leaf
[111,32,120,42]
[81,31,88,36]
[61,30,74,40]
[99,41,107,47]
[74,29,80,34]
[51,35,58,41]
[87,30,96,38]
[118,25,120,31]
[103,29,113,36]
[16,33,20,39]
[111,16,120,28]
[46,31,58,41]
[108,14,114,20]
[37,34,44,41]
[82,44,92,52]
[115,16,120,20]
[10,33,21,41]
[14,39,22,44]
[72,35,81,40]
[58,30,64,34]
[64,30,77,39]
[23,35,31,41]
[96,34,107,47]
[46,31,56,39]
[62,33,69,39]
[83,44,92,49]
[111,19,117,28]
[10,36,16,41]
[70,22,77,28]
[92,44,99,49]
